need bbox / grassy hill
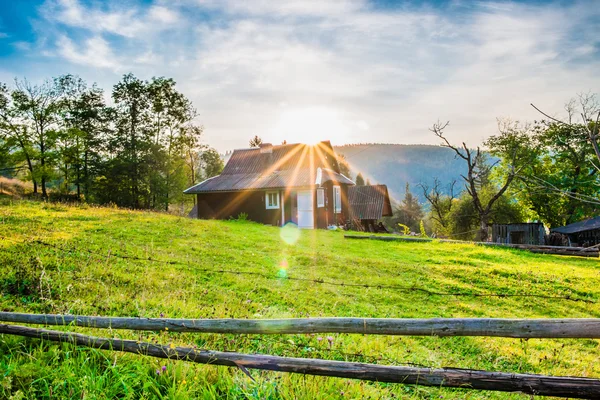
[1,201,599,399]
[334,144,469,202]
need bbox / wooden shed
[491,223,546,245]
[551,216,600,247]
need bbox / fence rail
[2,312,600,338]
[1,323,599,398]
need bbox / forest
[0,74,222,211]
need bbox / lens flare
[280,222,300,245]
[277,259,289,278]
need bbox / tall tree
[432,120,530,241]
[388,183,424,233]
[0,83,38,193]
[110,73,152,208]
[11,78,63,199]
[355,172,365,186]
[55,75,106,200]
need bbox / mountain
[334,144,468,203]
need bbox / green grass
[1,200,599,399]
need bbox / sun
[271,106,349,145]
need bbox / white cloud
[0,32,8,39]
[56,35,120,70]
[42,0,181,38]
[24,0,600,150]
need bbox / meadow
[0,200,599,399]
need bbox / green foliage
[1,202,599,399]
[0,74,204,211]
[385,183,424,232]
[488,116,600,228]
[419,220,428,237]
[397,223,410,235]
[200,148,224,179]
[355,172,365,186]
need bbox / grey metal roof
[348,185,393,220]
[184,141,353,193]
[551,216,600,235]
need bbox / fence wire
[4,238,589,304]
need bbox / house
[491,223,546,245]
[551,216,600,247]
[184,141,354,229]
[348,185,393,232]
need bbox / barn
[184,141,354,229]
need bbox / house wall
[196,184,351,229]
[196,191,282,226]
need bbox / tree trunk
[478,218,489,242]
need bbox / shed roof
[348,185,393,220]
[184,141,354,194]
[551,216,600,235]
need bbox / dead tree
[531,93,600,168]
[431,121,521,242]
[419,178,456,230]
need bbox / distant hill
[334,144,468,203]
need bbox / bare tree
[531,93,600,167]
[419,177,456,229]
[431,121,525,241]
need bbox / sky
[0,0,599,151]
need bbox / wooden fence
[2,313,600,338]
[1,313,600,397]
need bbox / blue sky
[0,0,599,151]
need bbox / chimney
[259,143,273,154]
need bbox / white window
[334,186,341,213]
[317,188,325,208]
[266,191,280,209]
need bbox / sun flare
[271,107,349,145]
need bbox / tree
[146,76,198,210]
[55,75,107,200]
[0,83,38,193]
[249,135,263,148]
[419,178,456,234]
[432,120,530,241]
[388,183,424,233]
[490,115,599,227]
[200,148,224,179]
[336,154,351,179]
[110,73,152,208]
[11,78,63,199]
[355,172,365,186]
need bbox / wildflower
[169,343,176,349]
[160,312,164,318]
[182,380,187,385]
[165,327,169,331]
[162,366,167,372]
[156,369,161,375]
[317,337,323,342]
[327,336,334,347]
